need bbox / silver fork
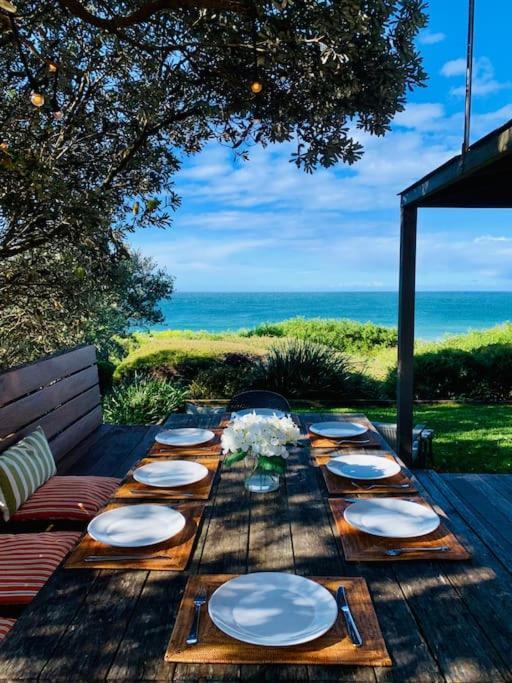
[351,482,411,491]
[186,586,207,645]
[385,546,450,557]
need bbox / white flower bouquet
[221,413,301,476]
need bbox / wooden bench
[0,346,156,477]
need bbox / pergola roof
[400,118,512,209]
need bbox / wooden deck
[1,412,512,681]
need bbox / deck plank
[415,472,512,675]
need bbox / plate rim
[133,460,208,487]
[326,454,401,480]
[87,503,186,547]
[207,571,338,646]
[343,498,440,538]
[309,421,367,438]
[155,427,215,446]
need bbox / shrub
[103,375,187,424]
[113,348,220,382]
[383,343,512,401]
[243,317,396,353]
[113,334,270,381]
[252,339,358,399]
[470,344,512,401]
[188,355,257,399]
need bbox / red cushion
[0,532,81,605]
[0,617,16,640]
[11,476,120,522]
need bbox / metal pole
[463,0,476,153]
[397,204,417,465]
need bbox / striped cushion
[0,428,57,522]
[11,476,120,522]
[0,532,80,605]
[0,617,16,641]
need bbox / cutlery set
[183,584,365,648]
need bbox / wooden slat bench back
[0,345,102,463]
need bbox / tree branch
[57,0,255,29]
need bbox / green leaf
[224,450,247,467]
[256,455,287,475]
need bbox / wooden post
[397,204,417,465]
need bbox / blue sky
[131,0,512,292]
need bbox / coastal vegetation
[111,318,512,402]
[102,374,188,425]
[97,318,512,472]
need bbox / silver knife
[83,554,169,562]
[336,586,363,647]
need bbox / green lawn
[295,403,512,473]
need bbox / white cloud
[440,58,466,77]
[441,56,512,97]
[393,103,445,131]
[418,31,446,45]
[176,129,456,216]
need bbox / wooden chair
[228,390,291,413]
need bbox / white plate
[133,460,208,488]
[155,428,215,447]
[344,499,440,539]
[233,408,286,418]
[87,504,186,547]
[309,421,367,439]
[208,572,337,646]
[326,454,401,480]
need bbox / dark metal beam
[400,121,512,208]
[397,205,417,465]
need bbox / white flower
[221,413,300,460]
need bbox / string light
[30,91,45,107]
[47,61,58,74]
[53,110,63,121]
[0,0,17,14]
[250,79,263,94]
[0,142,8,152]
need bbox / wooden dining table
[1,412,512,682]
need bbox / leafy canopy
[1,0,427,259]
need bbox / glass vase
[244,462,280,493]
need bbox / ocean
[151,291,512,341]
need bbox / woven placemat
[165,574,391,666]
[65,502,205,570]
[149,428,223,457]
[306,416,382,450]
[329,497,470,562]
[113,457,220,501]
[315,454,417,495]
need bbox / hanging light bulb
[47,61,58,74]
[30,91,45,107]
[250,79,263,94]
[0,0,17,14]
